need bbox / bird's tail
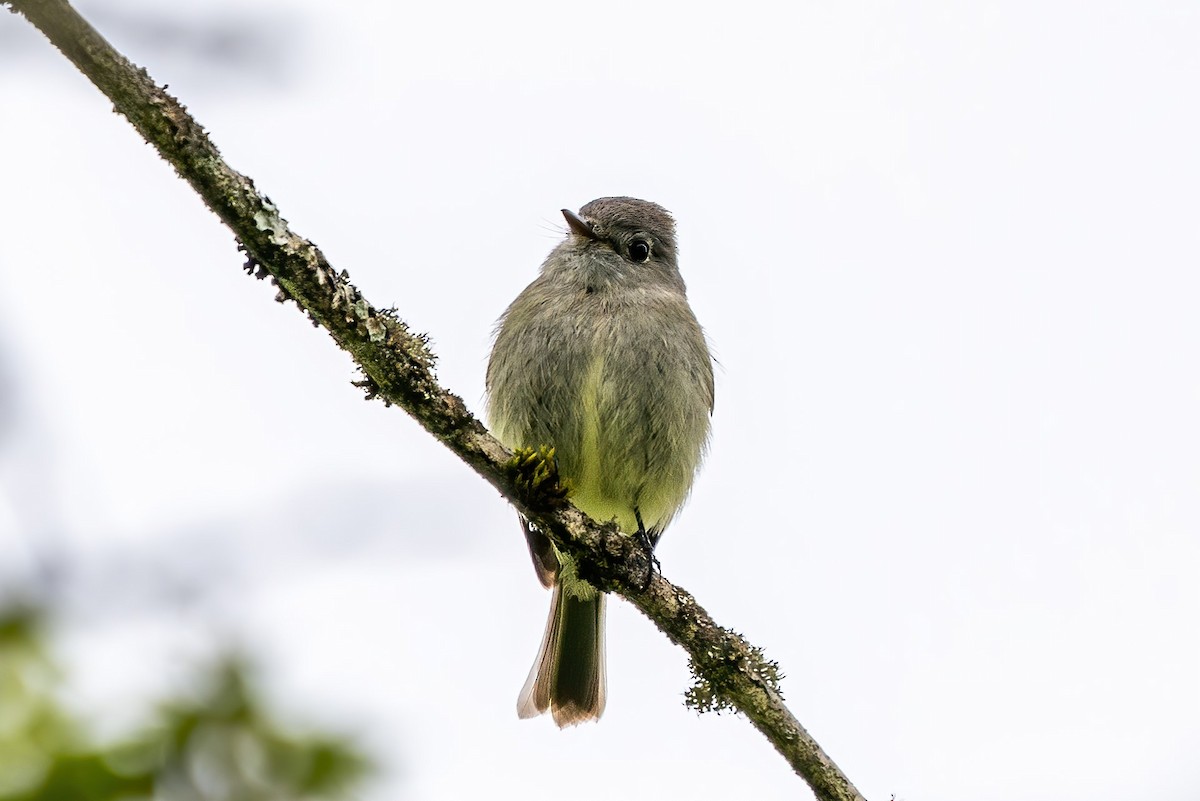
[517,583,606,727]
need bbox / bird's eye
[628,239,651,263]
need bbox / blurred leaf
[0,605,371,801]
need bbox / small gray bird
[487,197,714,727]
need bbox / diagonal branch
[6,2,866,799]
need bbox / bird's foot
[633,508,659,592]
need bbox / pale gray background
[2,1,1198,799]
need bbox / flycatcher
[487,197,714,726]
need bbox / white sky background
[2,1,1199,799]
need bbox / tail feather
[517,584,606,727]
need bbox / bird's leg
[633,507,660,591]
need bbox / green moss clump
[502,445,572,506]
[685,637,784,715]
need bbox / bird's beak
[562,208,598,240]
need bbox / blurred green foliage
[0,605,369,801]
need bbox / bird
[487,197,714,726]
